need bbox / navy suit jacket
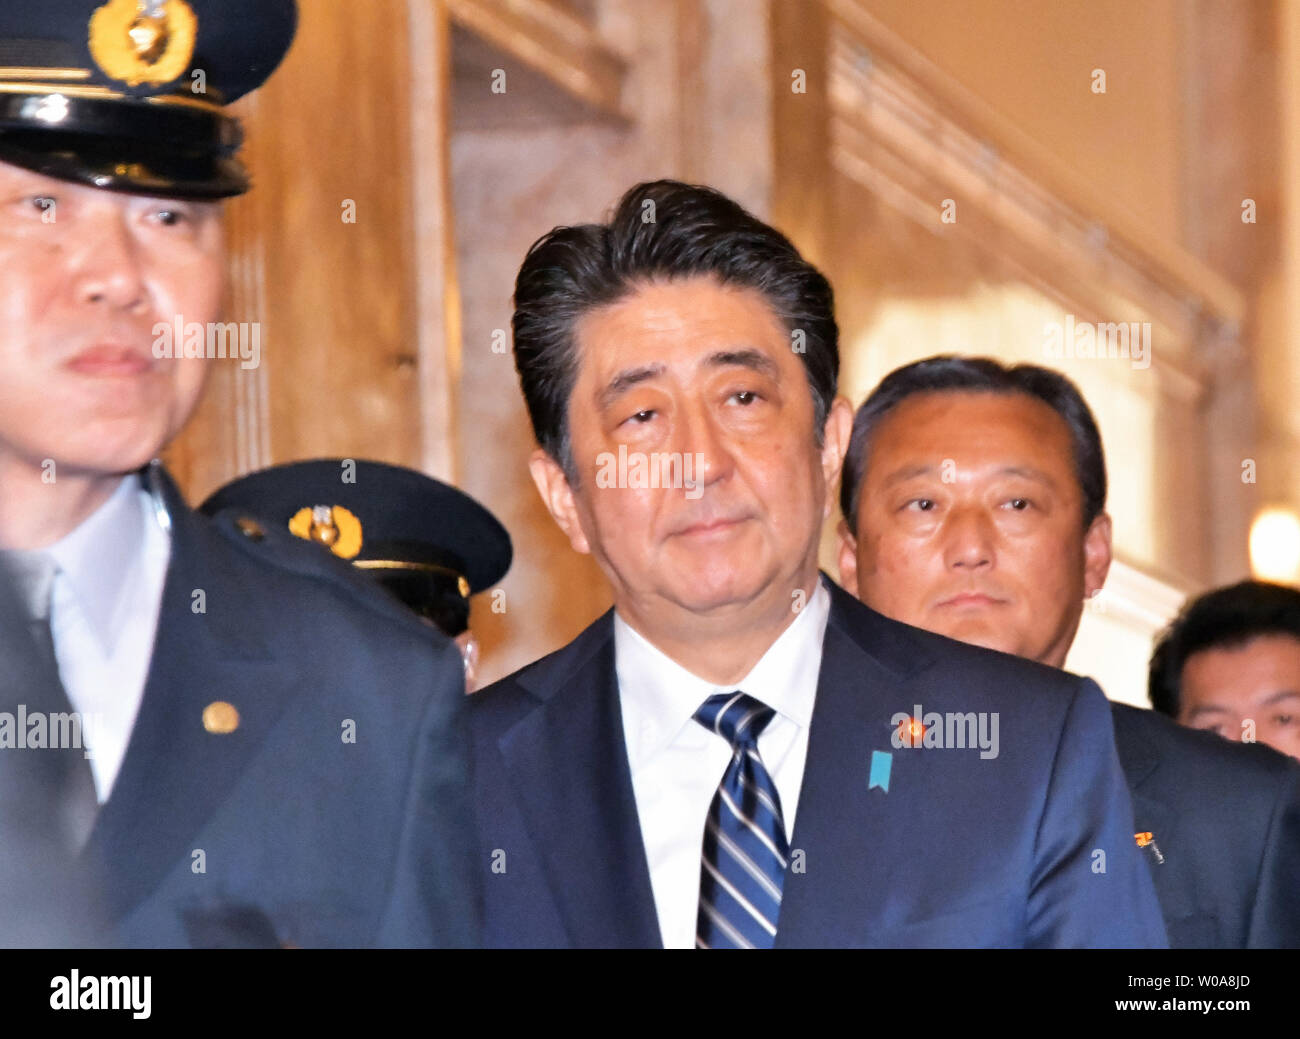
[1113,703,1300,948]
[471,576,1168,947]
[80,464,479,948]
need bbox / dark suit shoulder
[825,577,1091,714]
[1111,701,1300,792]
[472,609,615,728]
[1108,702,1300,948]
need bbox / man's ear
[820,396,854,517]
[1083,511,1113,599]
[836,518,860,598]
[528,448,591,554]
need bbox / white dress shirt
[615,581,831,949]
[46,473,172,802]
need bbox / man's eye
[732,390,759,405]
[145,204,199,227]
[906,499,936,512]
[25,195,57,214]
[1004,498,1031,511]
[626,409,655,424]
[1276,714,1294,726]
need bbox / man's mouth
[65,344,155,377]
[672,513,750,538]
[937,592,1006,609]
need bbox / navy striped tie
[694,691,789,949]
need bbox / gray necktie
[1,551,100,851]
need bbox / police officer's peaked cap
[0,0,297,198]
[199,459,513,635]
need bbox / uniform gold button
[203,701,240,734]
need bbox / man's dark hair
[839,355,1107,530]
[1148,580,1300,717]
[511,180,839,477]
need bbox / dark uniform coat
[82,464,478,948]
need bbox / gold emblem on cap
[458,575,471,599]
[89,0,198,88]
[288,505,364,559]
[203,701,240,734]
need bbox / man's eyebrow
[997,465,1058,486]
[597,363,666,411]
[1184,704,1229,720]
[702,348,779,378]
[1258,689,1300,708]
[595,349,778,411]
[880,464,940,488]
[878,463,1061,490]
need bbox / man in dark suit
[0,1,477,947]
[1150,579,1300,761]
[473,180,1166,947]
[837,354,1300,948]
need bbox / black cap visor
[0,89,247,198]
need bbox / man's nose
[674,403,735,489]
[73,211,149,313]
[942,506,995,570]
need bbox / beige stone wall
[860,0,1186,244]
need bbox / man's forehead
[580,277,782,332]
[1188,633,1300,678]
[870,390,1076,471]
[574,278,789,380]
[1185,679,1300,716]
[0,160,58,187]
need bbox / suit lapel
[1111,705,1178,868]
[492,578,932,948]
[776,578,933,947]
[496,613,662,948]
[84,464,290,922]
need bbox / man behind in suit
[836,354,1300,948]
[1150,579,1300,761]
[0,1,476,946]
[473,180,1166,948]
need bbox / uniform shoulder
[203,507,442,643]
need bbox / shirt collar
[45,473,152,653]
[614,581,831,769]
